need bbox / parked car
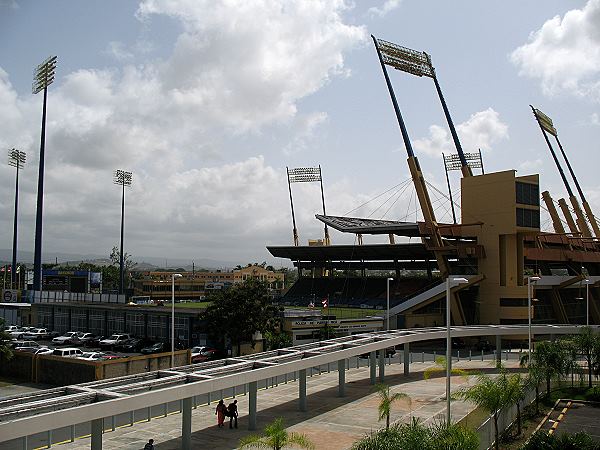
[192,348,220,363]
[118,338,151,353]
[9,327,31,339]
[34,347,54,355]
[191,346,209,360]
[13,341,42,352]
[77,352,106,361]
[98,334,132,349]
[141,342,166,354]
[52,348,84,358]
[22,328,50,340]
[75,333,97,346]
[52,331,84,346]
[100,351,121,360]
[83,335,105,348]
[5,325,20,333]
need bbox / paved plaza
[49,356,520,450]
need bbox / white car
[52,331,83,345]
[34,347,54,355]
[5,325,20,333]
[77,352,106,361]
[99,334,132,349]
[13,341,41,352]
[52,348,83,358]
[22,328,50,340]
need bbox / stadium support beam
[378,350,385,382]
[299,369,307,412]
[369,351,376,384]
[249,381,257,430]
[558,198,579,235]
[542,191,566,234]
[403,343,410,375]
[91,418,102,450]
[182,397,192,450]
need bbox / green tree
[572,326,600,388]
[239,418,315,450]
[520,430,600,450]
[529,339,572,394]
[455,371,514,450]
[351,418,478,450]
[0,318,14,361]
[264,330,292,350]
[375,384,410,430]
[202,279,280,355]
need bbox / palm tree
[572,326,600,388]
[239,418,315,450]
[455,371,513,450]
[505,373,525,435]
[375,384,410,430]
[351,418,478,450]
[529,339,572,394]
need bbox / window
[516,208,540,228]
[500,298,528,307]
[516,182,539,206]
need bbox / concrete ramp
[390,274,484,316]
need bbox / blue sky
[1,0,599,267]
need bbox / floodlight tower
[531,107,592,238]
[114,170,133,295]
[8,149,26,289]
[373,37,472,178]
[372,35,449,278]
[32,56,57,291]
[286,166,330,246]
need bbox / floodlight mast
[372,35,449,279]
[545,112,600,238]
[531,106,592,238]
[32,56,57,291]
[114,170,132,295]
[8,149,26,289]
[287,166,330,246]
[375,38,472,177]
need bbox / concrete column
[182,397,192,450]
[378,350,385,382]
[338,359,346,397]
[91,418,103,450]
[403,343,410,375]
[249,381,257,431]
[369,351,376,385]
[495,335,502,365]
[299,369,307,412]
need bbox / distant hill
[0,249,238,271]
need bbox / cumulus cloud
[0,0,365,263]
[104,42,134,61]
[510,0,600,99]
[592,112,600,125]
[413,108,509,157]
[368,0,401,18]
[518,158,544,172]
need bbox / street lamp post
[8,149,26,289]
[584,279,591,326]
[527,276,541,360]
[32,56,57,291]
[113,170,132,295]
[386,277,393,331]
[446,276,468,425]
[171,273,182,367]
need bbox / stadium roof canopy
[267,243,438,262]
[315,215,421,237]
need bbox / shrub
[585,386,600,402]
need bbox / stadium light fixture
[32,56,57,291]
[114,170,133,295]
[8,149,26,289]
[373,37,471,176]
[286,166,330,246]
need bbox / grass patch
[174,301,212,309]
[284,305,382,318]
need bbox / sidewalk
[56,358,520,450]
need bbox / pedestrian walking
[143,439,155,450]
[227,400,238,429]
[215,399,227,427]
